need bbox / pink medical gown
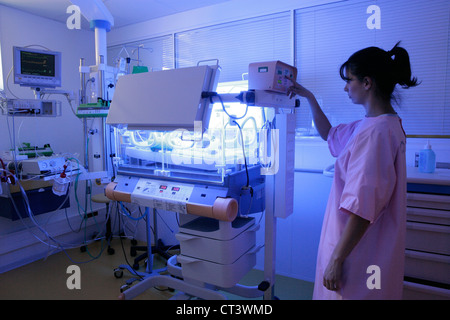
[313,114,407,300]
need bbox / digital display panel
[20,51,56,77]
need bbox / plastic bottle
[52,165,70,196]
[418,140,436,173]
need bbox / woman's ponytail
[388,41,420,88]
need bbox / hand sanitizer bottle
[419,140,436,173]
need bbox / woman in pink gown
[287,42,419,299]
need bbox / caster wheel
[258,281,270,291]
[107,247,115,255]
[131,239,138,246]
[114,268,123,278]
[120,284,129,293]
[80,246,87,253]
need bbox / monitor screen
[13,46,61,88]
[20,50,56,77]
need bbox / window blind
[175,12,292,82]
[295,0,450,136]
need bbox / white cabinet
[404,190,450,300]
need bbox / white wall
[0,5,107,272]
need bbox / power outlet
[84,211,99,220]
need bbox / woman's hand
[323,213,370,292]
[284,76,332,140]
[323,258,343,291]
[285,76,313,99]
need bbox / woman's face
[344,70,368,105]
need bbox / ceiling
[0,0,232,29]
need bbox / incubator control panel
[131,178,195,214]
[248,60,297,94]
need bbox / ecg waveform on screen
[20,51,55,77]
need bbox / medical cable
[1,167,105,264]
[116,204,146,282]
[117,203,143,240]
[214,93,249,120]
[1,159,107,263]
[155,209,176,235]
[233,120,250,187]
[119,201,149,221]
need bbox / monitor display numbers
[159,185,181,192]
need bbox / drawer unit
[175,214,260,288]
[405,189,450,300]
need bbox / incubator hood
[106,65,220,132]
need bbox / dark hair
[339,41,420,103]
